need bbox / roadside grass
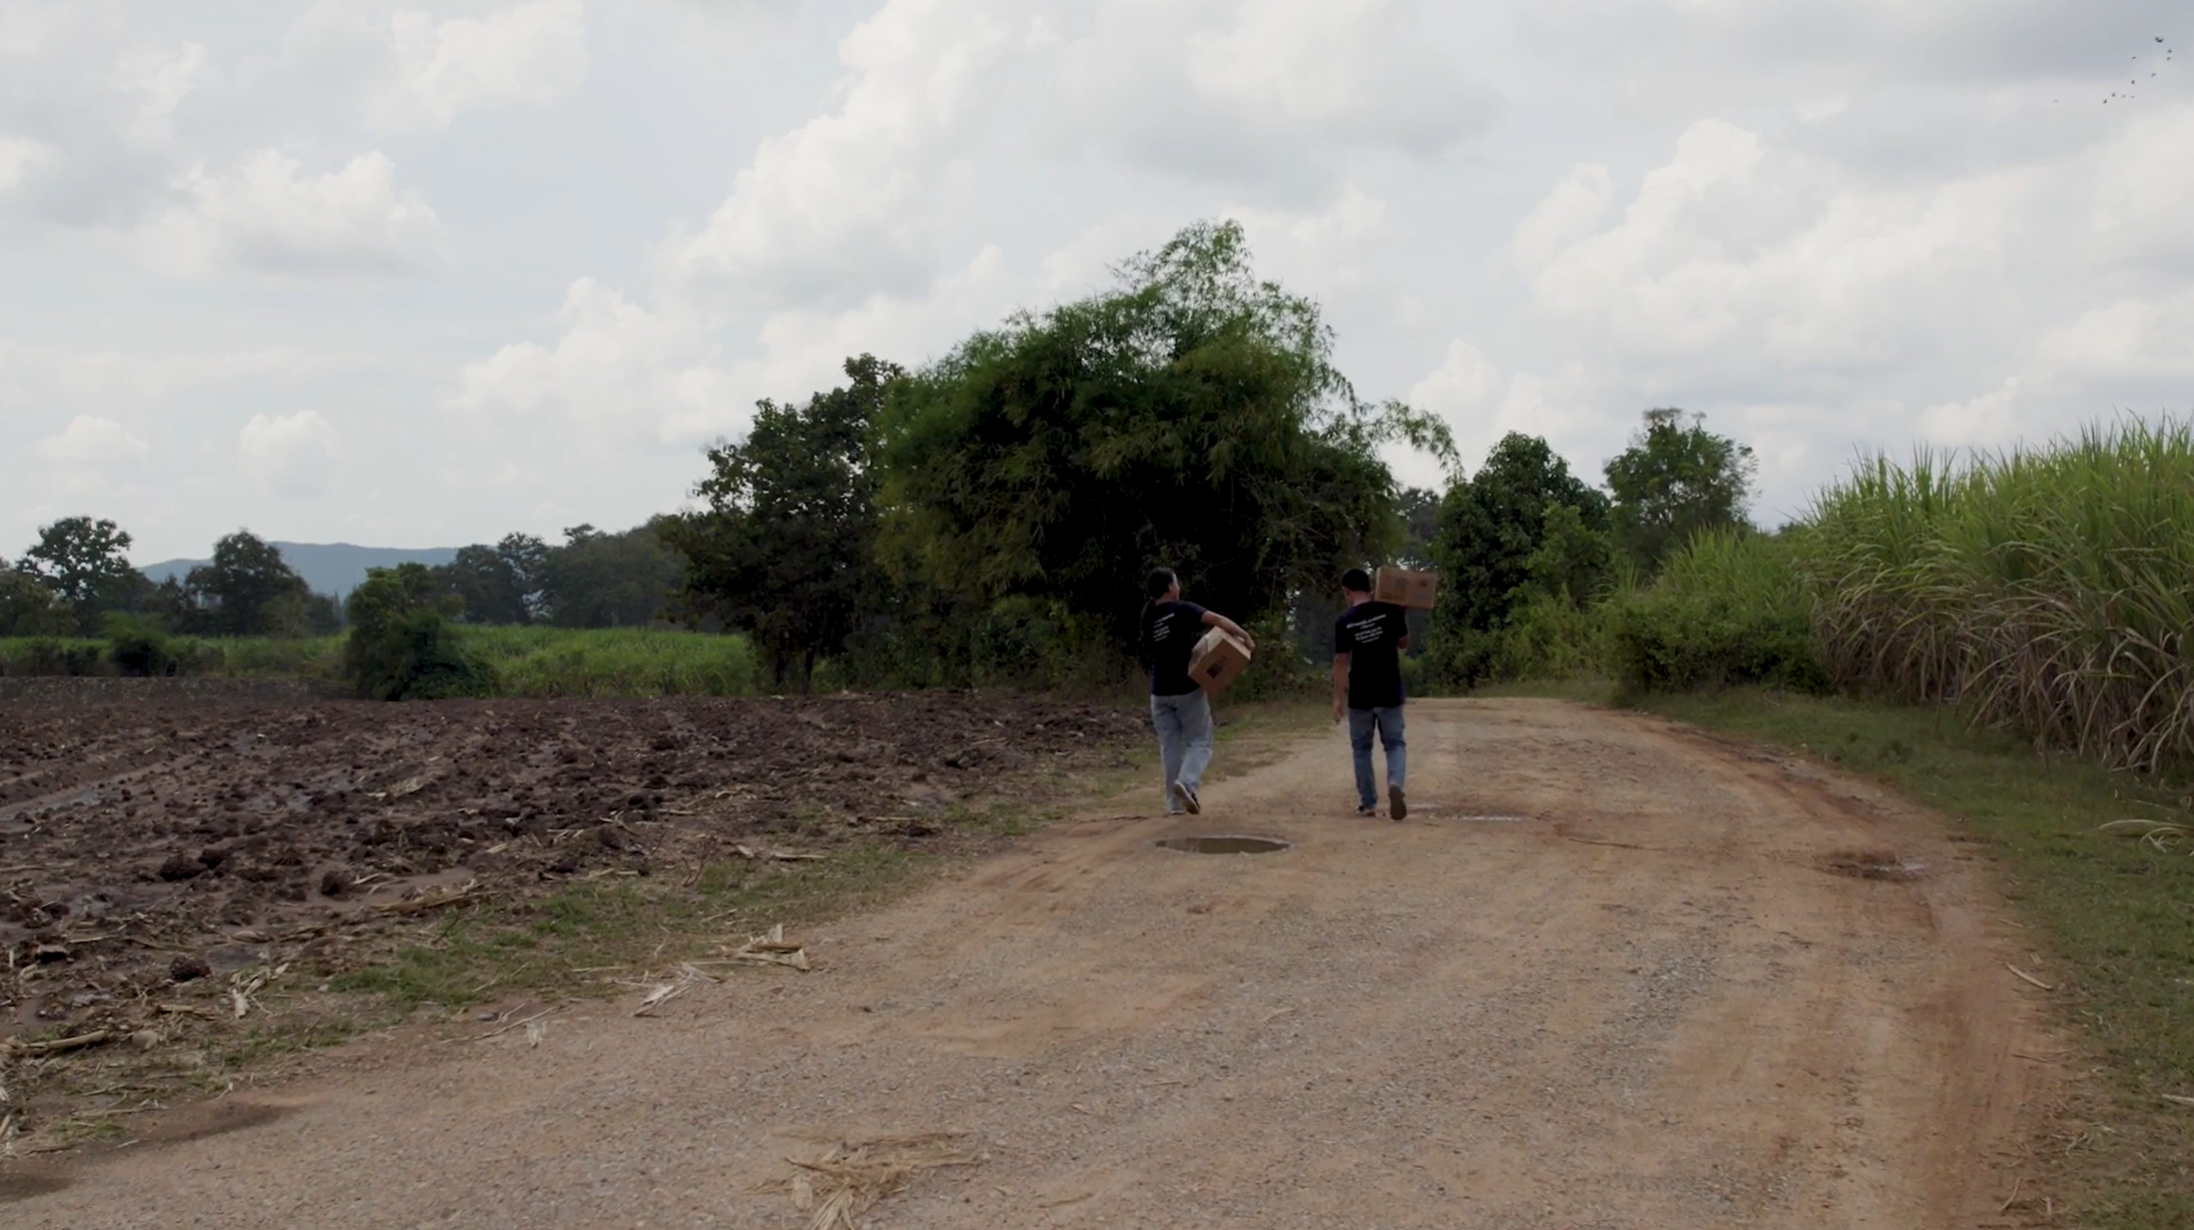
[1498,681,2194,1226]
[325,846,935,1016]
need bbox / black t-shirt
[1334,601,1407,710]
[1141,600,1208,696]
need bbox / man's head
[1341,567,1373,600]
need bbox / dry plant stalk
[374,878,482,916]
[2,1029,112,1058]
[2099,818,2192,853]
[731,923,812,971]
[759,1131,978,1230]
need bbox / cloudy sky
[3,0,2187,561]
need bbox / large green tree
[0,563,73,636]
[184,530,321,636]
[1430,433,1611,684]
[15,516,145,633]
[432,534,546,624]
[1603,407,1757,572]
[663,355,897,688]
[876,220,1450,645]
[537,522,683,628]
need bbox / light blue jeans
[1348,706,1406,810]
[1151,690,1213,813]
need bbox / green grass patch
[452,626,760,698]
[1,626,759,698]
[1601,686,2194,1225]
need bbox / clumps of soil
[1821,848,1927,881]
[0,690,1145,1060]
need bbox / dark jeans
[1348,705,1405,809]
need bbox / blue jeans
[1151,690,1213,813]
[1348,706,1406,809]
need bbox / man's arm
[1200,608,1255,650]
[1331,652,1350,722]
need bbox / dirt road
[5,699,2054,1228]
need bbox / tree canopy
[1604,407,1757,571]
[1430,432,1611,682]
[875,220,1450,644]
[663,355,896,687]
[432,534,546,625]
[14,516,144,634]
[152,530,338,637]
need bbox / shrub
[103,613,182,677]
[13,638,107,676]
[1611,530,1826,694]
[344,565,497,701]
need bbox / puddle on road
[1157,835,1291,855]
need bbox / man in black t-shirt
[1331,567,1409,820]
[1138,567,1255,815]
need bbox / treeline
[338,219,1760,700]
[0,519,686,644]
[9,219,1755,700]
[1,524,339,639]
[420,523,681,629]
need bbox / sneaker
[1357,803,1378,817]
[1388,785,1407,822]
[1173,781,1201,815]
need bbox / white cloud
[0,135,53,194]
[239,410,342,498]
[1511,164,1613,272]
[454,277,734,438]
[34,415,151,465]
[1052,0,1494,191]
[1919,376,2023,445]
[671,0,1493,308]
[1515,119,2026,372]
[375,0,590,130]
[106,40,215,140]
[149,150,443,276]
[2036,291,2194,382]
[1409,342,1499,417]
[669,0,1018,305]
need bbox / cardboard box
[1374,567,1438,610]
[1188,627,1253,696]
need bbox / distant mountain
[140,542,462,598]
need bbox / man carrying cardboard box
[1138,567,1256,816]
[1332,567,1409,820]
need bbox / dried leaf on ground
[757,1131,979,1230]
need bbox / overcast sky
[3,0,2187,561]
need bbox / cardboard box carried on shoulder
[1374,567,1439,610]
[1188,627,1253,696]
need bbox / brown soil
[4,698,2058,1228]
[0,686,1143,1085]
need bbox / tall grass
[454,626,759,697]
[1807,419,2194,772]
[0,635,344,678]
[2,627,760,698]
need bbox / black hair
[1138,567,1178,668]
[1341,567,1373,594]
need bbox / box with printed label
[1188,628,1253,696]
[1374,567,1438,610]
